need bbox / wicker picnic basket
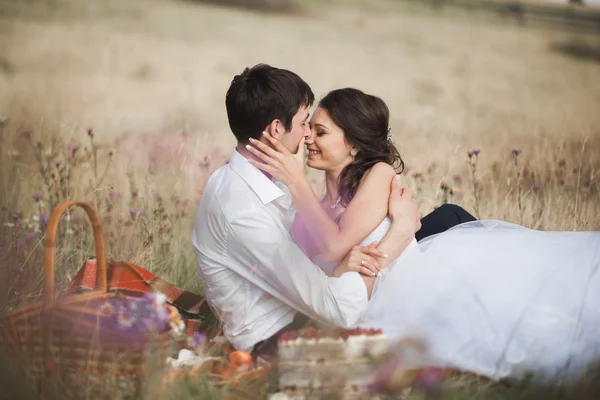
[4,201,177,393]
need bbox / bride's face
[306,107,356,173]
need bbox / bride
[245,87,600,381]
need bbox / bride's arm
[332,181,421,296]
[291,214,320,260]
[290,162,396,263]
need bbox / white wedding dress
[313,218,600,381]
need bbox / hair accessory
[387,125,393,143]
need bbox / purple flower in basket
[141,292,156,302]
[116,294,171,333]
[191,332,207,349]
[99,301,116,317]
[117,309,136,330]
[152,304,171,331]
[67,295,173,349]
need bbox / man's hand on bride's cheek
[333,242,388,278]
[388,176,421,234]
[245,132,306,188]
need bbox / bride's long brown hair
[318,88,405,207]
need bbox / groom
[192,64,476,356]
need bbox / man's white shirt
[191,149,369,351]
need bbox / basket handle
[44,201,107,304]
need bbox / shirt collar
[228,148,286,205]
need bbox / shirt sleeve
[225,209,369,328]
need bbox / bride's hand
[388,177,421,233]
[332,242,387,278]
[245,131,307,189]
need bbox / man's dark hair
[225,64,314,143]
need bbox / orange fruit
[229,350,253,369]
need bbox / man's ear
[266,119,284,140]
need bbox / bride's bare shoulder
[360,162,396,186]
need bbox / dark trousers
[415,204,477,242]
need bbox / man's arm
[224,209,369,328]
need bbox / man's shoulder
[200,164,270,223]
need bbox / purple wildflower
[153,192,162,201]
[25,233,37,241]
[415,367,446,391]
[452,174,461,183]
[523,168,529,177]
[15,267,24,277]
[32,193,42,201]
[129,208,139,218]
[468,149,481,158]
[55,160,62,168]
[129,250,136,256]
[69,144,79,153]
[533,183,541,192]
[20,129,32,138]
[15,242,25,248]
[40,214,48,225]
[11,212,21,220]
[87,128,93,136]
[512,148,522,156]
[367,356,400,393]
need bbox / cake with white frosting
[277,327,389,396]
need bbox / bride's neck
[323,170,341,204]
